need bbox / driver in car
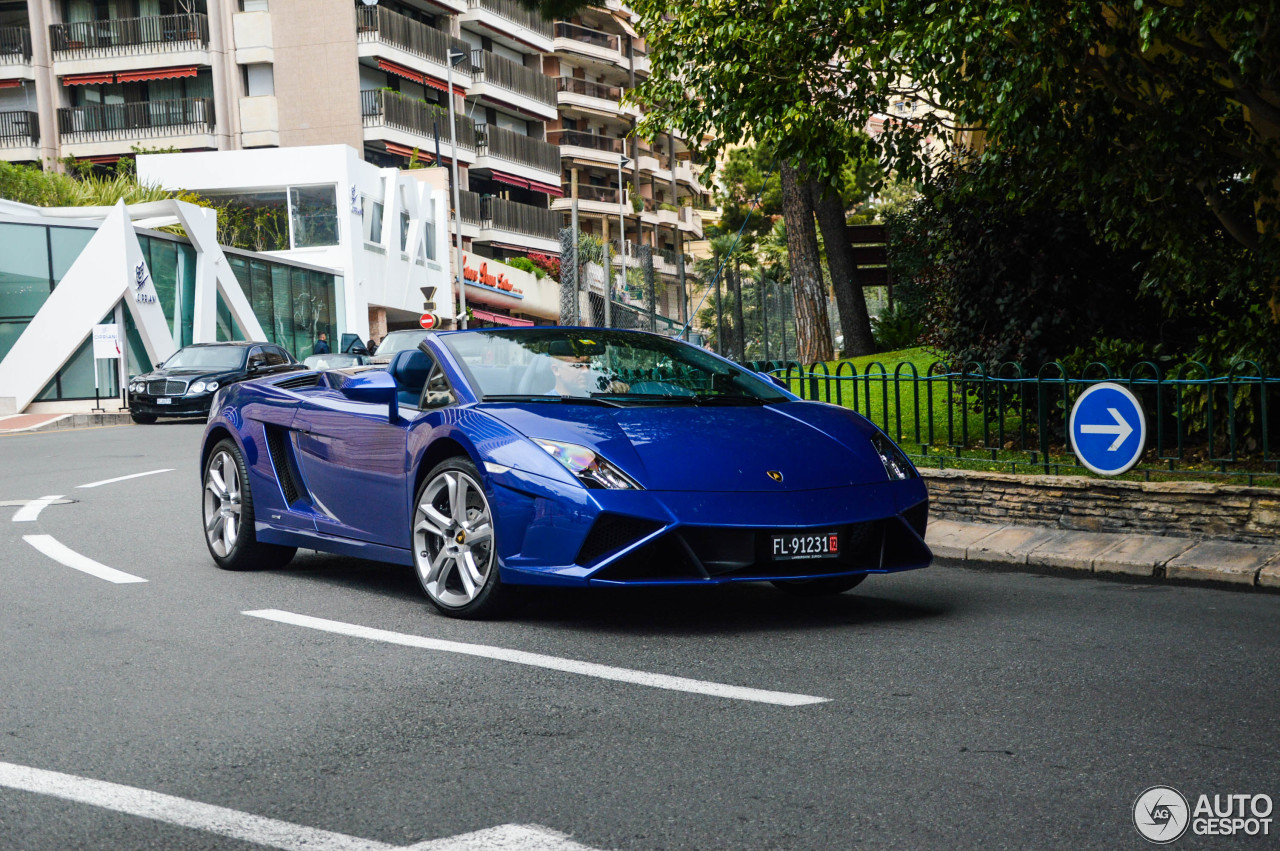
[548,340,630,396]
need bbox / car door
[291,381,413,549]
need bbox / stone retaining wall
[921,468,1280,545]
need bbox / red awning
[488,241,557,255]
[115,66,197,83]
[384,141,455,167]
[471,308,534,327]
[422,74,467,98]
[0,79,21,89]
[527,180,564,197]
[490,171,529,189]
[78,154,123,164]
[62,73,114,86]
[378,59,424,84]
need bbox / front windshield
[441,329,790,404]
[305,354,361,369]
[378,331,428,356]
[161,346,245,370]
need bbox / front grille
[575,514,664,565]
[147,379,188,396]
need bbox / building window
[288,185,339,248]
[399,209,410,253]
[362,196,385,244]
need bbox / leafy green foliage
[505,256,546,279]
[0,160,176,207]
[870,302,922,352]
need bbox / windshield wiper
[689,394,767,406]
[589,392,699,404]
[481,394,622,408]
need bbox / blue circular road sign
[1069,382,1147,476]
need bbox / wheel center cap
[455,531,466,544]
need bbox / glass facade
[0,220,340,402]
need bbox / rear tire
[412,457,515,619]
[771,574,867,596]
[130,412,157,424]
[202,438,296,571]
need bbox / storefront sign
[462,255,524,299]
[92,324,120,359]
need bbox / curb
[926,519,1280,591]
[0,413,135,434]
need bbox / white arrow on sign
[1080,407,1133,452]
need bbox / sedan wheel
[413,458,512,618]
[201,438,296,571]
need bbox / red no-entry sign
[419,313,438,330]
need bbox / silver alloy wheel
[413,470,495,608]
[203,449,242,558]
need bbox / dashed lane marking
[245,609,831,707]
[22,535,147,584]
[76,468,174,489]
[0,761,600,851]
[12,496,65,522]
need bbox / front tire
[772,574,867,596]
[202,438,296,571]
[412,457,513,618]
[131,412,157,424]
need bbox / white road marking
[245,609,831,707]
[0,761,599,851]
[76,468,175,489]
[12,495,64,522]
[22,535,147,584]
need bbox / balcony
[56,97,214,157]
[468,49,556,119]
[355,4,476,77]
[477,195,561,251]
[0,110,40,160]
[554,76,635,118]
[547,128,626,166]
[552,22,625,66]
[462,0,553,52]
[361,89,477,165]
[475,123,560,185]
[50,14,209,61]
[0,27,32,64]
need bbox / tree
[780,161,833,363]
[629,0,1278,361]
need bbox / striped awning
[490,171,529,189]
[421,74,467,98]
[378,59,465,97]
[62,73,114,86]
[527,180,564,197]
[115,66,197,83]
[384,141,455,167]
[471,308,534,327]
[0,79,21,89]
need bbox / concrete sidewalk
[0,412,134,435]
[926,518,1280,590]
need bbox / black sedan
[127,342,301,424]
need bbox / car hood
[479,401,889,491]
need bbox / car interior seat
[388,349,433,407]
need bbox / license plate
[770,531,840,560]
[156,397,172,405]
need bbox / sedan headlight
[204,380,219,392]
[189,381,207,394]
[871,432,918,481]
[533,439,641,490]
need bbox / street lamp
[617,154,630,306]
[446,48,468,329]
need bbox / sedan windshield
[377,331,429,356]
[441,329,791,404]
[161,346,245,370]
[305,354,364,369]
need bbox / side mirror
[153,360,165,369]
[334,369,399,423]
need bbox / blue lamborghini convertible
[200,328,931,617]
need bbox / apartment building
[0,0,707,325]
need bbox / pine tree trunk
[780,160,834,364]
[810,179,876,357]
[730,264,747,362]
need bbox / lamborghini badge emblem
[767,470,783,482]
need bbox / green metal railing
[744,360,1280,484]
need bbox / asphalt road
[1,421,1278,850]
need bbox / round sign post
[419,312,438,330]
[1068,382,1147,476]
